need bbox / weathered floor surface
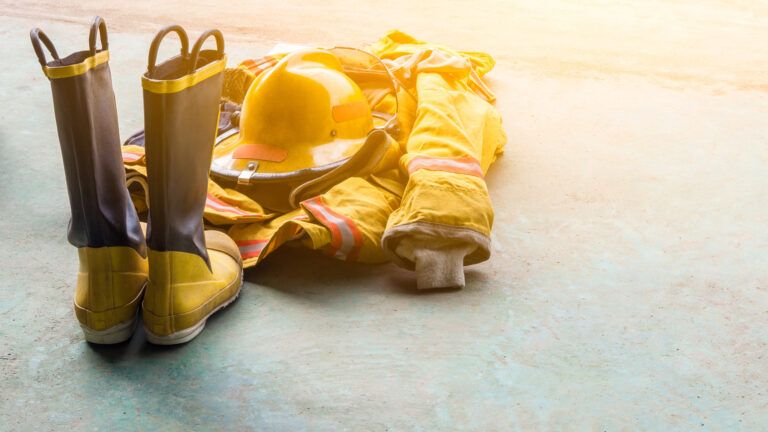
[1,1,766,430]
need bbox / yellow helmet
[211,48,398,212]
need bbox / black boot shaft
[142,26,227,266]
[31,18,145,255]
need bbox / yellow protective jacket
[122,30,506,289]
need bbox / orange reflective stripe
[407,156,483,178]
[237,223,304,263]
[205,194,260,217]
[232,143,287,162]
[332,100,369,123]
[122,151,143,162]
[302,196,363,262]
[237,239,268,259]
[240,56,279,74]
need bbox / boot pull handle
[88,16,108,56]
[188,29,225,74]
[29,28,60,68]
[147,24,189,77]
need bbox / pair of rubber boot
[31,17,243,345]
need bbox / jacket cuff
[381,221,491,289]
[397,239,474,289]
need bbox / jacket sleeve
[380,53,506,289]
[228,174,402,268]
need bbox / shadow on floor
[84,245,492,361]
[245,245,489,297]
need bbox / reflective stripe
[240,56,279,74]
[43,51,110,79]
[237,239,268,259]
[407,156,483,178]
[302,197,362,262]
[257,59,276,71]
[205,194,258,217]
[332,100,369,122]
[237,223,304,263]
[142,57,227,94]
[122,152,142,162]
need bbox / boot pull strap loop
[88,16,108,56]
[29,28,60,68]
[188,29,224,74]
[147,24,189,77]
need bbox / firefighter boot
[140,26,243,345]
[30,17,148,344]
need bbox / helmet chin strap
[289,129,393,207]
[373,111,401,140]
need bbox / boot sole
[144,270,244,345]
[78,282,146,344]
[80,312,138,344]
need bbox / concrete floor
[1,1,767,430]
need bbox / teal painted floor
[1,1,767,430]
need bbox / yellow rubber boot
[140,26,242,344]
[74,247,148,343]
[142,231,242,344]
[31,17,149,343]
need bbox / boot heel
[80,313,138,344]
[144,267,243,345]
[74,248,148,343]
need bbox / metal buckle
[237,162,258,185]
